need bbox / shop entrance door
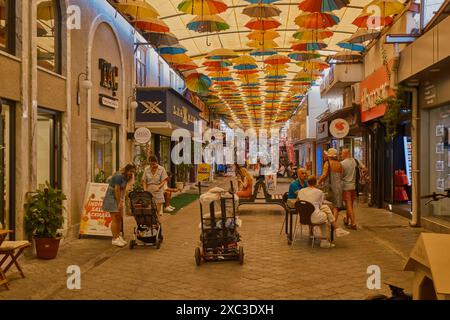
[0,101,13,232]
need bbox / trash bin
[404,233,450,300]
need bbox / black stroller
[128,191,162,249]
[195,181,244,265]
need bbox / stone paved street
[0,178,427,300]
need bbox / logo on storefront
[173,105,197,125]
[140,101,164,114]
[330,118,350,139]
[134,127,152,144]
[99,58,119,96]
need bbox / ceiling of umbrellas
[113,0,407,129]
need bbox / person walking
[144,156,168,216]
[318,148,344,223]
[341,149,365,230]
[102,164,136,247]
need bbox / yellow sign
[197,164,211,182]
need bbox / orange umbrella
[245,18,281,30]
[352,12,393,28]
[264,54,290,65]
[115,0,159,19]
[246,30,280,41]
[247,39,278,48]
[134,18,170,33]
[294,12,340,29]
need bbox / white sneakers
[320,240,336,249]
[164,206,175,213]
[112,236,127,247]
[335,228,350,237]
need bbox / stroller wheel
[155,239,161,249]
[129,240,135,250]
[195,247,202,266]
[238,246,244,265]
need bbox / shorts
[343,190,356,202]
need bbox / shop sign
[172,105,198,125]
[360,62,394,122]
[79,183,112,237]
[423,82,436,106]
[99,94,119,109]
[330,118,350,139]
[197,163,211,182]
[134,127,152,144]
[316,121,329,140]
[99,58,119,96]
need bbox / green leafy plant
[132,145,151,192]
[176,163,193,182]
[24,182,67,238]
[94,170,107,183]
[375,86,406,142]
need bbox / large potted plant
[24,182,67,259]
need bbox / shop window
[37,108,61,189]
[91,121,118,182]
[0,100,14,231]
[158,60,163,86]
[135,46,147,87]
[37,0,61,73]
[0,0,14,53]
[422,0,445,28]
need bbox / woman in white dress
[143,156,168,216]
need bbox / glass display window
[91,121,118,182]
[37,0,61,73]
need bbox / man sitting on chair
[297,175,350,248]
[287,168,308,208]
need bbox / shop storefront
[135,87,201,182]
[91,120,119,182]
[0,99,14,231]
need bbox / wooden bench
[0,230,32,290]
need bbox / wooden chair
[292,201,327,248]
[0,230,31,290]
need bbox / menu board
[79,183,112,237]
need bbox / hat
[324,148,338,158]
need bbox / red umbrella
[245,17,281,30]
[264,54,290,65]
[352,12,393,28]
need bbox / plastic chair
[292,200,326,248]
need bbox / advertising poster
[79,182,113,237]
[197,163,211,182]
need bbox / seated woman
[163,172,180,213]
[236,166,253,199]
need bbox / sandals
[348,224,358,230]
[343,217,349,226]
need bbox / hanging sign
[134,127,152,144]
[330,118,350,139]
[79,182,112,237]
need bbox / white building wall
[306,86,328,139]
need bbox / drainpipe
[409,86,421,227]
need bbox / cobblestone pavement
[0,177,427,300]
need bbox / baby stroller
[128,191,162,249]
[195,181,244,265]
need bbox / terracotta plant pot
[34,237,62,260]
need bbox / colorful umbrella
[292,29,333,41]
[134,18,169,33]
[242,4,281,18]
[337,41,366,52]
[185,73,212,94]
[176,61,199,71]
[298,0,349,13]
[297,59,329,71]
[365,0,405,16]
[250,49,277,56]
[177,0,228,15]
[187,15,230,33]
[332,51,363,62]
[247,40,278,49]
[145,32,179,46]
[294,12,340,29]
[233,55,258,70]
[291,40,327,51]
[207,48,239,60]
[264,54,290,65]
[288,51,322,61]
[203,60,232,67]
[157,44,187,55]
[115,0,159,19]
[352,12,393,29]
[347,29,380,43]
[244,0,280,4]
[247,30,280,42]
[162,53,192,65]
[245,18,281,30]
[235,69,259,75]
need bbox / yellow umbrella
[178,0,228,15]
[247,40,278,49]
[247,30,280,42]
[297,59,329,71]
[116,0,159,19]
[207,48,239,60]
[161,53,192,64]
[365,0,405,17]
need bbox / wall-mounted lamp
[77,68,93,114]
[127,92,138,120]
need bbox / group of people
[102,156,180,247]
[288,147,367,248]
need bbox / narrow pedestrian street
[0,178,424,300]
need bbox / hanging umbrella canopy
[247,40,278,49]
[242,4,281,18]
[337,41,366,52]
[157,44,187,55]
[295,12,340,29]
[365,0,405,16]
[203,60,232,67]
[291,40,327,51]
[235,69,259,75]
[176,61,199,71]
[115,0,159,19]
[298,0,349,13]
[161,53,191,64]
[332,51,363,62]
[352,12,393,29]
[297,58,329,71]
[187,15,230,33]
[177,0,228,15]
[245,17,281,30]
[250,49,277,56]
[205,66,230,72]
[233,55,258,70]
[244,0,280,4]
[207,48,239,60]
[264,54,290,65]
[292,28,333,41]
[288,51,321,61]
[134,18,169,33]
[186,73,212,94]
[145,32,179,46]
[247,30,280,41]
[347,29,380,43]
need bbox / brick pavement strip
[0,177,427,300]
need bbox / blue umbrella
[265,75,287,80]
[250,49,277,57]
[157,45,187,55]
[234,64,258,71]
[337,41,366,52]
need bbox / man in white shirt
[297,175,350,248]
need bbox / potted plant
[24,182,67,259]
[176,163,188,191]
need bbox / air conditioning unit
[351,83,361,105]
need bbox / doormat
[166,193,199,215]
